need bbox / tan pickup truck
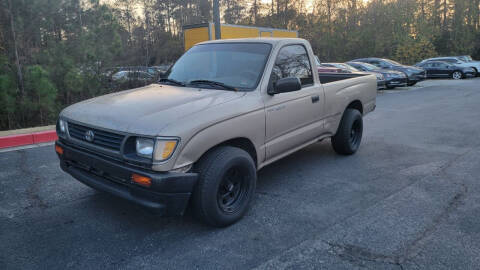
[55,38,376,226]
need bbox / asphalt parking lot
[1,78,480,269]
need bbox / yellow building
[183,23,298,51]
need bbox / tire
[452,71,463,80]
[192,146,256,227]
[331,109,363,155]
[407,82,416,86]
[386,85,396,89]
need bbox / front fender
[156,108,266,171]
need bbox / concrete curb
[0,130,57,149]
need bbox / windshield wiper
[188,80,237,91]
[157,78,186,87]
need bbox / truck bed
[318,73,369,84]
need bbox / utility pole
[213,0,221,39]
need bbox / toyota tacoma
[55,38,376,227]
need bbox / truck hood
[61,84,245,135]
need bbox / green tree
[23,66,57,126]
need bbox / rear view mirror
[269,77,301,95]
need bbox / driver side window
[270,45,313,89]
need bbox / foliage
[395,38,438,65]
[0,0,479,130]
[22,66,58,126]
[0,54,17,129]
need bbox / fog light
[55,145,64,155]
[131,173,151,187]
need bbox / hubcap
[217,167,248,213]
[349,119,362,147]
[453,72,461,79]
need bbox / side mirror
[269,77,301,95]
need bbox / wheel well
[346,100,363,115]
[198,138,258,168]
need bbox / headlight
[153,139,178,161]
[57,119,67,135]
[376,74,384,80]
[136,138,154,158]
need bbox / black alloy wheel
[217,167,249,213]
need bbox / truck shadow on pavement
[76,139,339,229]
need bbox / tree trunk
[6,0,24,95]
[253,0,258,24]
[442,0,448,31]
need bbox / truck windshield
[166,43,272,91]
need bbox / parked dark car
[323,62,386,89]
[351,58,425,86]
[322,63,360,73]
[314,56,343,73]
[415,61,475,80]
[347,61,407,89]
[419,57,480,76]
[110,70,155,89]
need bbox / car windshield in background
[361,63,380,71]
[166,43,272,91]
[384,59,402,66]
[340,64,359,72]
[458,56,472,62]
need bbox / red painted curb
[33,130,58,144]
[0,130,57,149]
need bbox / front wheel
[452,71,463,80]
[192,146,256,227]
[331,109,363,155]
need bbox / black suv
[352,58,426,86]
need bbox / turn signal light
[55,145,64,155]
[131,173,151,187]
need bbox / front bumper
[385,77,407,87]
[377,79,386,89]
[407,72,426,83]
[56,140,198,216]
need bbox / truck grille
[67,122,125,151]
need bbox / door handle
[311,95,320,103]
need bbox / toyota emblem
[84,130,95,142]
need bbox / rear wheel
[192,146,256,227]
[331,109,363,155]
[452,71,463,80]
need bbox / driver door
[263,45,324,160]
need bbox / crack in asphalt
[322,146,474,268]
[325,241,404,269]
[254,145,475,270]
[18,150,49,210]
[324,185,466,268]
